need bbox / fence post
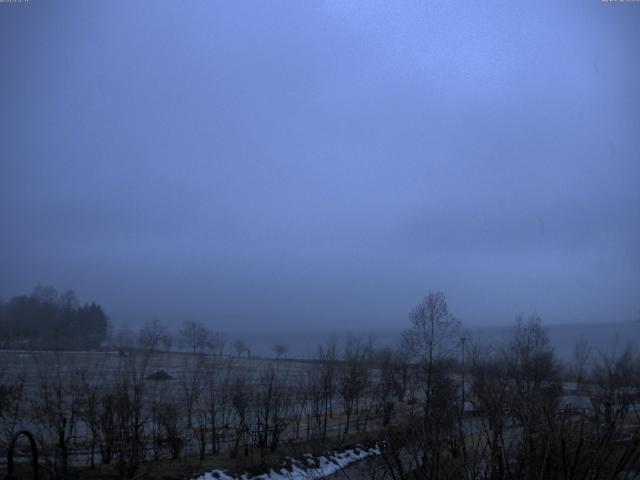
[5,430,39,480]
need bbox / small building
[146,369,173,381]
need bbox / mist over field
[228,321,640,361]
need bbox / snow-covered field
[196,446,380,480]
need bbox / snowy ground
[196,446,381,480]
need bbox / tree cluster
[379,294,640,480]
[0,286,108,350]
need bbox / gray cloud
[1,0,639,331]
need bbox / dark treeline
[0,285,108,350]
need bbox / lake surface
[227,321,640,362]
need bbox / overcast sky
[1,1,639,331]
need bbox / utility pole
[460,335,467,410]
[458,335,468,464]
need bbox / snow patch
[196,446,380,480]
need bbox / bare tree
[97,391,118,465]
[305,365,325,436]
[31,353,80,478]
[338,336,370,434]
[0,368,24,454]
[470,344,512,479]
[113,324,136,349]
[138,318,171,352]
[193,394,209,460]
[396,333,416,402]
[407,291,461,408]
[157,401,183,459]
[372,347,401,426]
[272,343,288,360]
[503,314,560,479]
[376,292,463,479]
[592,342,637,426]
[253,366,291,456]
[571,338,593,391]
[179,319,206,353]
[160,332,174,352]
[203,357,233,455]
[229,375,251,458]
[505,314,559,413]
[148,393,163,461]
[316,337,338,438]
[233,339,250,358]
[77,368,106,469]
[208,331,226,357]
[113,349,151,478]
[406,292,460,445]
[178,354,205,429]
[290,372,310,439]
